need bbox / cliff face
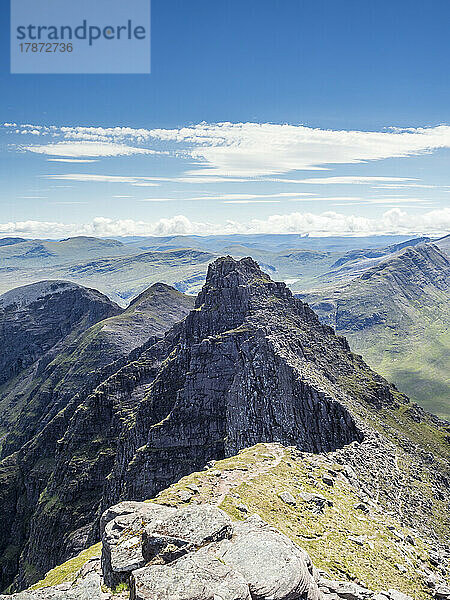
[0,283,194,459]
[0,258,448,593]
[0,284,194,592]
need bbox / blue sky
[1,0,449,238]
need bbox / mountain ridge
[0,256,447,593]
[298,243,450,418]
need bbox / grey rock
[395,563,407,573]
[177,490,193,502]
[130,553,251,600]
[102,502,176,588]
[278,491,296,506]
[435,585,450,600]
[299,492,333,513]
[320,579,372,600]
[0,561,104,600]
[348,535,366,546]
[186,484,199,493]
[208,514,321,600]
[385,591,413,600]
[142,504,233,564]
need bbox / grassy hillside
[301,244,450,419]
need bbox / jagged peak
[205,255,264,282]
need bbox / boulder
[299,491,333,513]
[130,553,251,600]
[207,514,321,600]
[101,502,176,588]
[435,585,450,600]
[278,491,296,506]
[142,504,233,564]
[319,579,372,600]
[0,560,105,600]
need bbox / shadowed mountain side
[0,280,121,389]
[0,284,194,458]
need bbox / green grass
[30,542,102,590]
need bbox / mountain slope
[0,257,447,593]
[299,244,450,418]
[0,280,120,388]
[0,283,194,458]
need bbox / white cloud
[222,200,281,204]
[1,208,448,238]
[147,123,450,176]
[24,141,158,158]
[44,173,159,185]
[47,158,99,163]
[190,192,315,200]
[7,121,450,177]
[279,176,417,184]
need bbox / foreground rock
[131,553,251,600]
[104,502,323,599]
[1,503,428,600]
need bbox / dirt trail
[211,443,285,505]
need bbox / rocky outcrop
[1,257,448,592]
[0,503,428,600]
[102,503,323,599]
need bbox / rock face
[0,257,448,592]
[0,283,194,457]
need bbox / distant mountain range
[299,242,450,419]
[0,234,432,304]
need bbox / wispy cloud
[6,121,450,177]
[43,173,159,185]
[47,158,99,163]
[24,141,159,158]
[277,176,418,185]
[222,200,281,204]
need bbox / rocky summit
[0,257,448,598]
